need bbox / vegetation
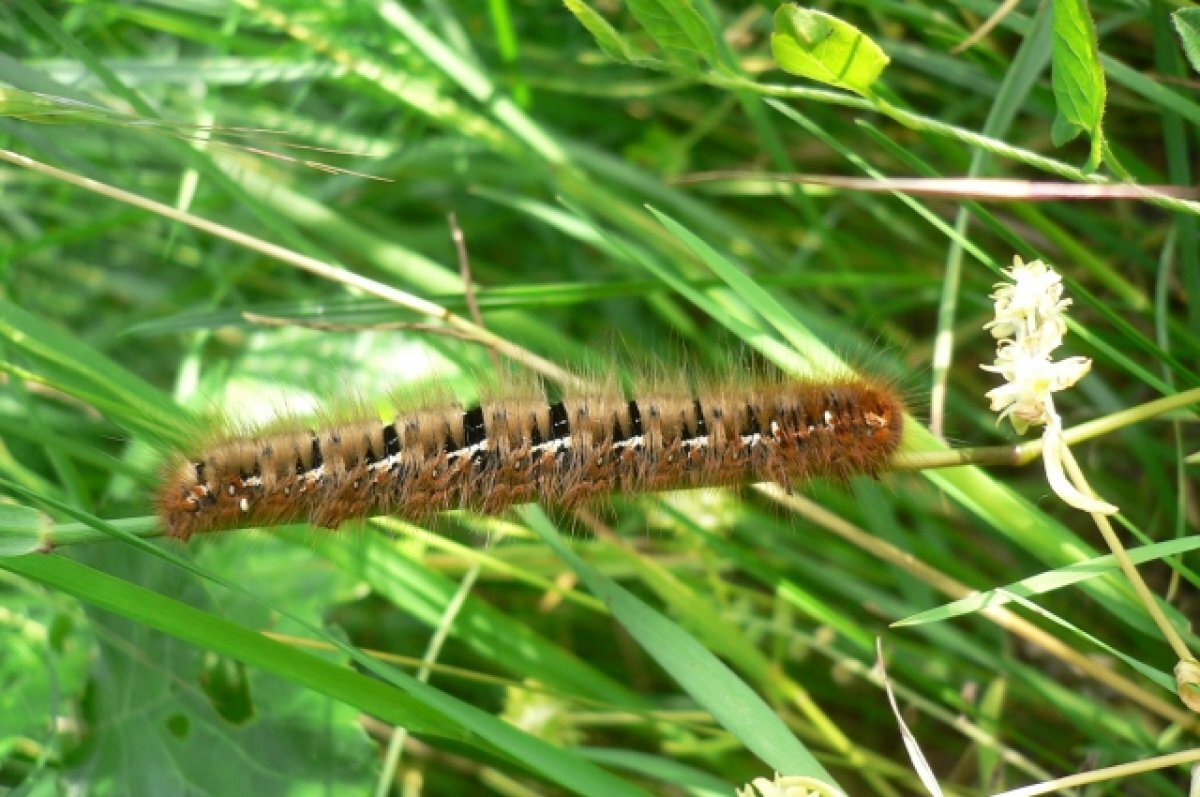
[1,1,1197,794]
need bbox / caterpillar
[157,375,905,539]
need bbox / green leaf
[0,88,115,124]
[581,748,734,794]
[0,586,91,757]
[562,0,641,62]
[627,0,719,68]
[1003,590,1175,694]
[73,545,376,795]
[1,553,464,739]
[770,4,889,97]
[1051,0,1106,168]
[975,678,1008,787]
[1172,8,1200,75]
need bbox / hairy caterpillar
[158,375,905,539]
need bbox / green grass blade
[523,507,841,789]
[896,535,1200,627]
[1,552,463,738]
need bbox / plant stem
[892,385,1200,471]
[991,747,1200,797]
[1060,447,1194,665]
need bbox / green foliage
[563,0,644,63]
[0,1,1197,795]
[770,5,890,97]
[1172,8,1200,75]
[525,506,833,781]
[626,0,719,69]
[1051,0,1107,168]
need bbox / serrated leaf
[770,4,889,97]
[562,0,640,62]
[1172,8,1200,75]
[1052,0,1106,168]
[1051,112,1084,147]
[627,0,719,68]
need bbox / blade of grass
[521,506,843,790]
[896,535,1200,627]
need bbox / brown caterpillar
[158,376,904,539]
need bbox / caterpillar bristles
[157,370,905,539]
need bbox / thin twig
[951,0,1023,54]
[448,211,501,372]
[1060,447,1194,664]
[674,173,1199,201]
[991,747,1200,797]
[241,312,485,344]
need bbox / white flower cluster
[735,773,841,797]
[981,257,1092,434]
[981,257,1116,515]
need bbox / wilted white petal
[1174,660,1200,712]
[736,778,773,797]
[986,352,1069,430]
[1043,430,1119,515]
[983,316,1016,340]
[983,382,1018,413]
[1050,356,1092,391]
